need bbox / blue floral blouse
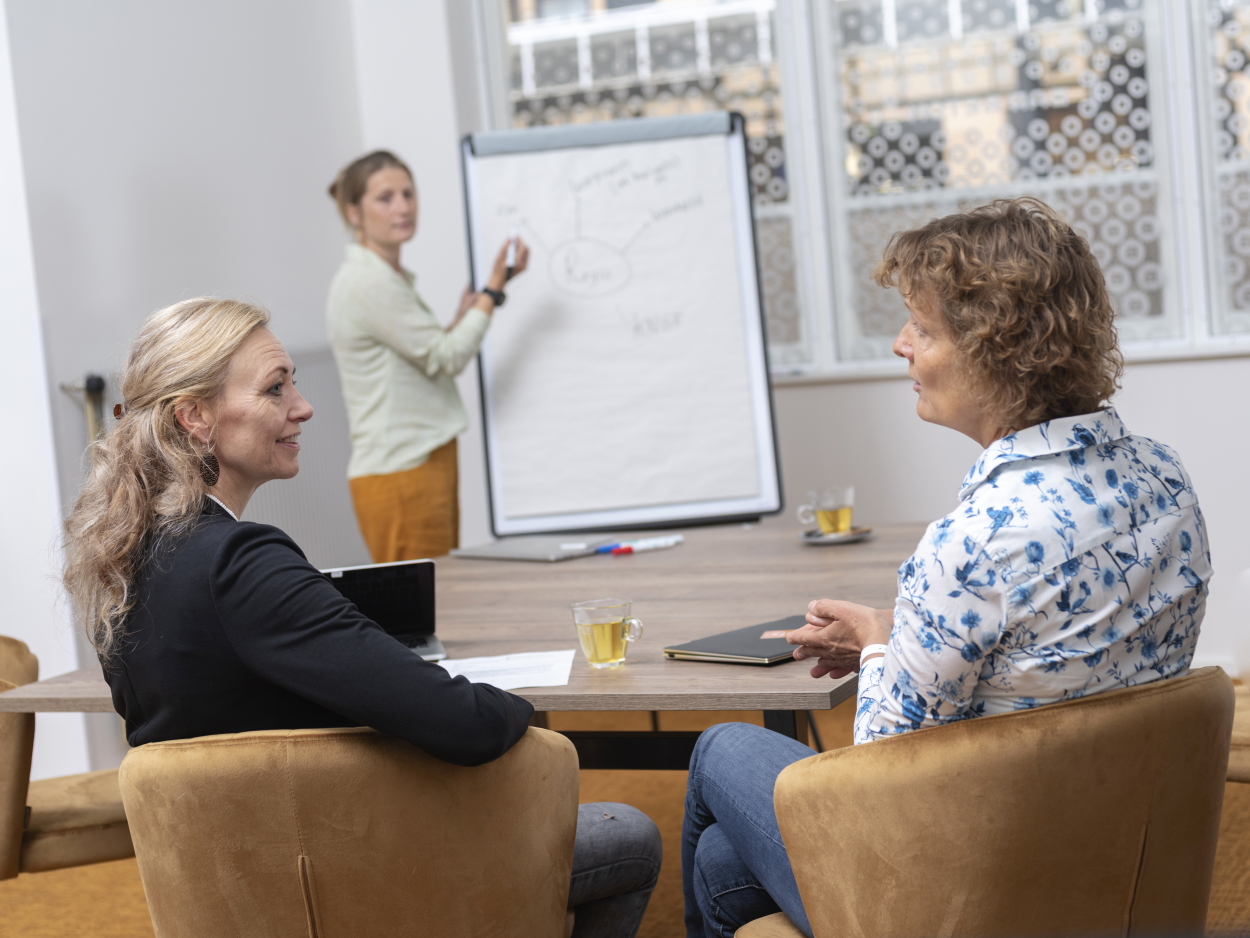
[855,408,1211,744]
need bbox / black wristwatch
[481,287,506,307]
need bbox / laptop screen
[320,559,435,646]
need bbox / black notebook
[663,615,806,666]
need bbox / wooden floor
[3,701,1248,938]
[1210,781,1250,936]
[570,704,857,938]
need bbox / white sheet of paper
[437,649,576,691]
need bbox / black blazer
[105,501,533,766]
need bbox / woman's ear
[344,202,361,230]
[174,399,213,446]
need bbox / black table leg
[763,709,810,746]
[560,731,703,770]
[529,711,813,769]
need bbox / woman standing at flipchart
[326,150,528,562]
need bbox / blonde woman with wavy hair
[60,294,534,753]
[63,298,270,659]
[61,299,660,936]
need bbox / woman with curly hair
[680,198,1212,938]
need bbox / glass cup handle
[623,617,643,642]
[796,504,816,524]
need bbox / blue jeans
[571,802,662,938]
[682,723,816,938]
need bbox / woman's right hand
[470,237,531,316]
[787,600,893,679]
[485,236,529,292]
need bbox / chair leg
[807,712,824,752]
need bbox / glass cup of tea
[797,486,855,535]
[571,599,644,669]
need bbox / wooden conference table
[0,518,925,769]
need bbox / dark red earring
[199,451,220,487]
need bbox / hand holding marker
[597,535,685,556]
[505,227,518,280]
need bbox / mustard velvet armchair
[1229,682,1249,783]
[738,666,1235,938]
[0,634,133,879]
[118,724,581,938]
[1207,683,1250,929]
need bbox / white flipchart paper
[437,649,576,691]
[469,134,763,523]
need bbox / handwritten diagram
[548,237,632,297]
[500,153,706,299]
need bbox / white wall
[773,355,1249,675]
[1116,357,1247,674]
[0,0,89,780]
[772,375,983,528]
[6,0,363,511]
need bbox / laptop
[320,558,445,660]
[662,615,806,666]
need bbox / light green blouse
[326,244,490,479]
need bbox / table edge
[0,673,858,714]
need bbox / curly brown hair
[874,197,1123,431]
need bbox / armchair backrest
[0,635,37,880]
[0,636,37,688]
[774,667,1235,938]
[119,725,580,938]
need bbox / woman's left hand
[787,600,893,679]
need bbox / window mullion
[776,0,841,373]
[1160,0,1210,348]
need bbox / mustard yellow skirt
[349,439,459,563]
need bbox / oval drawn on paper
[548,238,632,297]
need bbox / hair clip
[113,404,124,419]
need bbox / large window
[814,0,1181,361]
[476,0,1250,375]
[1197,0,1250,337]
